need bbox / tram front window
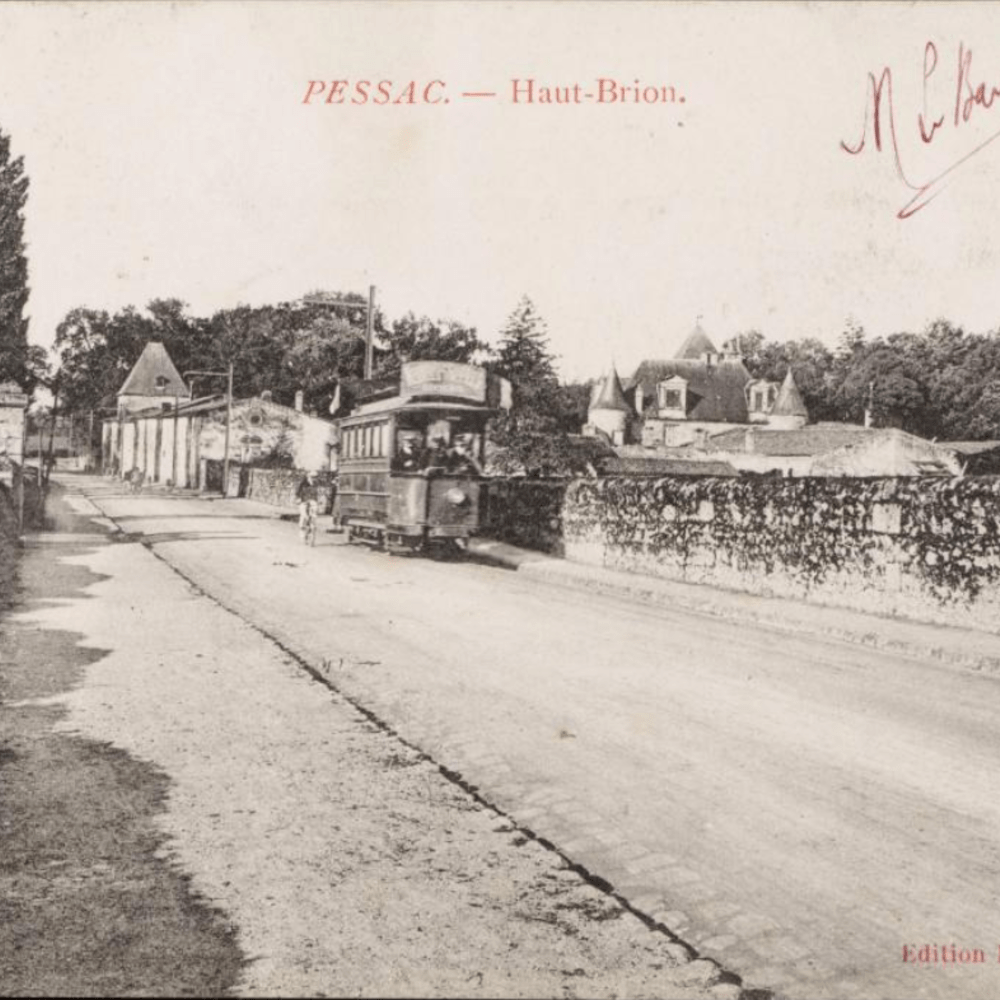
[393,416,484,474]
[393,431,426,472]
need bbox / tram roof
[348,397,497,418]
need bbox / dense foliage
[487,296,595,475]
[725,320,1000,440]
[0,127,46,392]
[52,295,484,417]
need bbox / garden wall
[207,460,336,513]
[0,484,21,610]
[243,467,336,513]
[482,476,1000,634]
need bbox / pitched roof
[687,422,956,461]
[675,322,717,360]
[591,365,631,412]
[770,369,809,418]
[945,440,1000,454]
[600,456,738,477]
[810,429,960,476]
[691,422,874,456]
[119,342,189,398]
[627,357,752,423]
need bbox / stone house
[584,323,789,448]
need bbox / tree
[490,296,558,393]
[0,127,32,388]
[487,297,586,475]
[725,329,838,423]
[53,300,207,414]
[375,313,489,379]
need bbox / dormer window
[154,375,170,392]
[749,381,778,414]
[657,376,688,418]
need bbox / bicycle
[300,499,318,546]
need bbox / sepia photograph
[2,3,1000,999]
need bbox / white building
[102,342,338,488]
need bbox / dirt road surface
[2,479,736,1000]
[12,472,1000,1000]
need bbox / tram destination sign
[401,361,487,403]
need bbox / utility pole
[172,395,179,488]
[44,389,59,488]
[18,411,27,532]
[185,366,235,495]
[224,363,233,491]
[365,284,376,379]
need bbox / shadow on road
[0,483,246,996]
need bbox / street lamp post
[185,364,234,494]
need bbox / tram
[333,361,511,554]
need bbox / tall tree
[0,127,32,388]
[491,296,558,393]
[54,300,208,413]
[487,296,586,475]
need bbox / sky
[2,1,1000,382]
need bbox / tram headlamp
[445,487,467,506]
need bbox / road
[62,475,1000,1000]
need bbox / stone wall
[480,479,568,556]
[483,476,1000,634]
[218,465,335,512]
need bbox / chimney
[744,426,757,453]
[694,428,708,452]
[294,390,304,412]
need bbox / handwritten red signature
[841,42,1000,219]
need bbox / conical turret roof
[119,341,189,398]
[675,322,717,360]
[771,368,809,418]
[591,364,631,412]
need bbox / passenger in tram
[445,434,483,475]
[392,434,425,472]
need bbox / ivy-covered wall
[483,476,1000,633]
[481,479,568,556]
